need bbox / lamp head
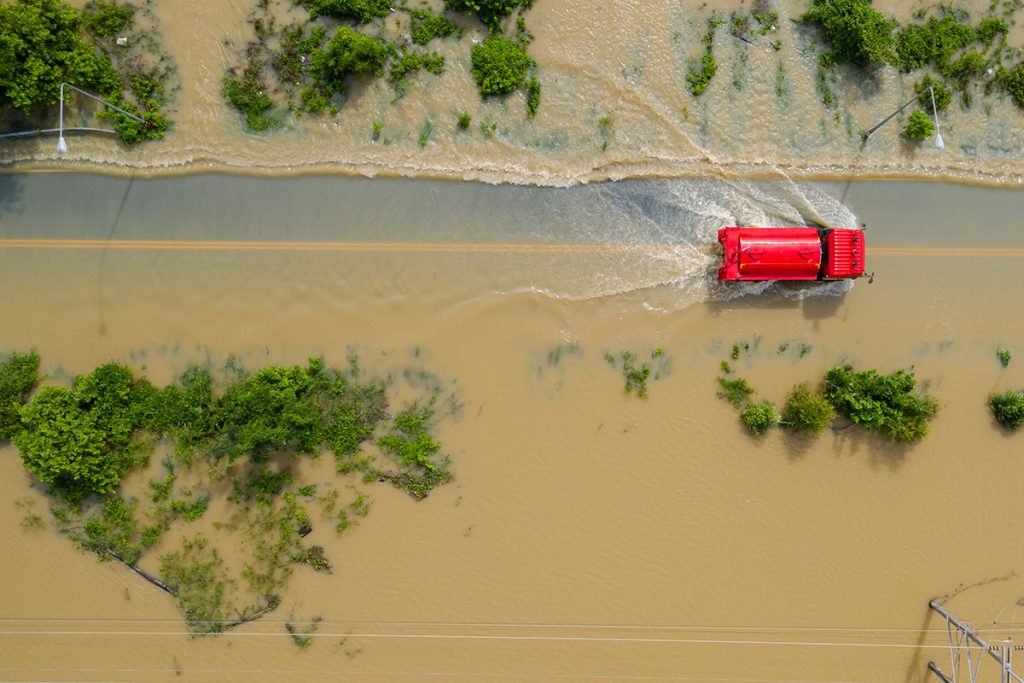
[935,132,944,151]
[57,136,67,155]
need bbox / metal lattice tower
[929,600,1024,683]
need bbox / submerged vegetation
[800,0,1023,118]
[716,340,938,443]
[604,349,669,399]
[0,0,175,144]
[223,0,540,131]
[0,350,458,633]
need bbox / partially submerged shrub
[223,70,277,131]
[781,383,835,434]
[0,350,40,440]
[717,376,754,408]
[445,0,532,31]
[741,400,781,435]
[800,0,897,67]
[903,109,934,140]
[914,75,951,111]
[81,0,134,39]
[989,390,1024,430]
[410,9,461,45]
[824,364,939,443]
[1003,62,1024,109]
[311,26,396,95]
[470,35,533,96]
[296,0,391,23]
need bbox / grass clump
[456,111,472,129]
[823,364,938,443]
[1003,63,1024,109]
[998,347,1013,368]
[903,109,934,140]
[740,400,781,435]
[989,390,1024,430]
[223,69,277,131]
[687,16,724,96]
[388,50,445,99]
[781,383,835,435]
[526,75,541,117]
[410,9,461,45]
[470,34,533,96]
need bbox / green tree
[13,363,149,501]
[0,0,122,111]
[904,109,934,140]
[311,26,396,95]
[470,34,532,96]
[800,0,897,67]
[824,364,938,443]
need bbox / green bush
[914,74,951,111]
[944,50,987,88]
[296,0,391,23]
[741,400,781,436]
[409,9,461,45]
[470,35,533,96]
[687,52,717,96]
[989,390,1024,430]
[998,347,1013,368]
[526,75,540,116]
[824,364,939,443]
[311,26,396,95]
[223,71,277,131]
[800,0,897,67]
[976,16,1008,44]
[781,383,835,435]
[895,13,976,72]
[81,0,134,39]
[0,350,40,440]
[904,109,934,140]
[1001,62,1024,109]
[445,0,532,31]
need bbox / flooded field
[1,0,1023,185]
[2,173,1024,682]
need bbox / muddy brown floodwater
[1,173,1024,682]
[1,0,1023,185]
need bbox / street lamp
[929,85,944,151]
[57,82,147,154]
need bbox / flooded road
[1,173,1024,682]
[2,0,1023,186]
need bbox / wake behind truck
[717,226,865,281]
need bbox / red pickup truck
[717,226,865,281]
